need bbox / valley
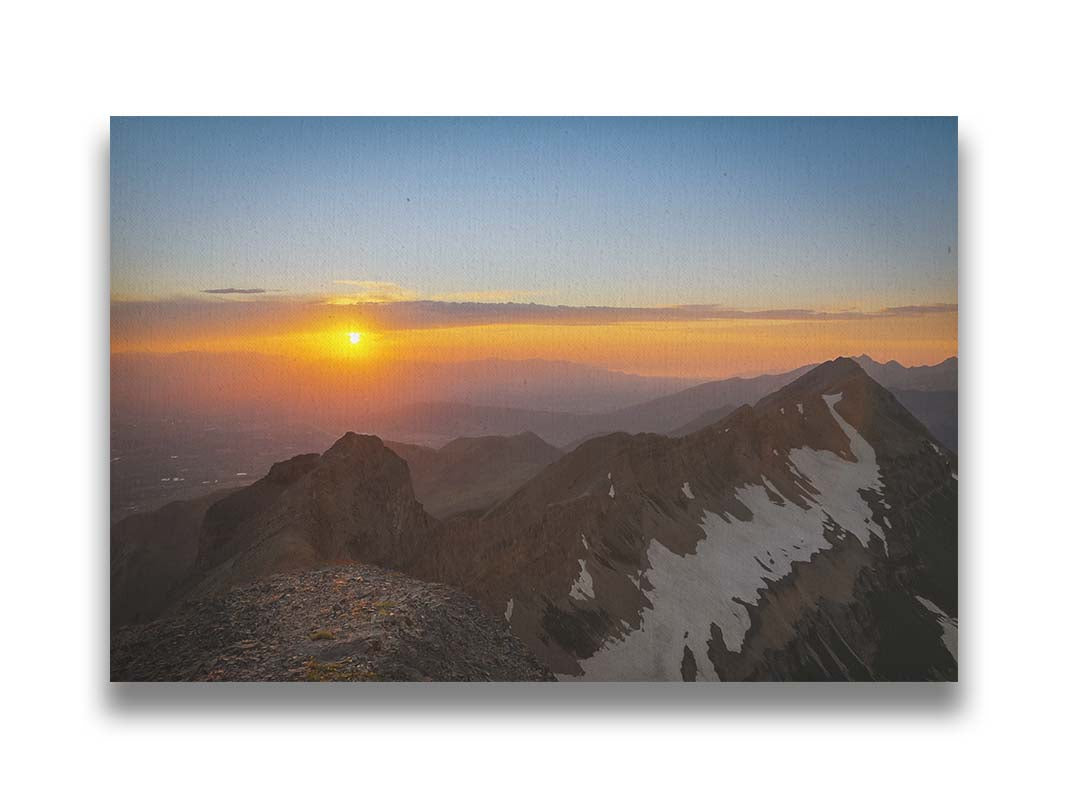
[111,356,958,681]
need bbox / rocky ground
[111,564,554,681]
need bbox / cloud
[202,287,267,295]
[331,282,549,304]
[331,280,417,303]
[303,300,959,328]
[111,296,959,352]
[879,303,958,316]
[427,290,548,302]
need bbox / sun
[347,331,362,345]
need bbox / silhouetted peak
[323,431,388,460]
[803,357,868,384]
[265,452,320,485]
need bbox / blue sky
[111,117,957,310]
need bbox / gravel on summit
[111,564,554,681]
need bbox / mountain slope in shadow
[417,358,957,680]
[386,432,562,518]
[112,358,958,682]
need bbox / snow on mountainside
[421,358,957,681]
[112,357,957,681]
[577,392,888,679]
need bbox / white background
[2,1,1065,797]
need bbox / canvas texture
[110,117,958,682]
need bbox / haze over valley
[111,354,957,522]
[110,117,957,681]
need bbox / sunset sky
[111,117,957,378]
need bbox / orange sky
[111,297,957,379]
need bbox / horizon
[111,117,957,382]
[107,115,959,687]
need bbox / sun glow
[111,312,957,378]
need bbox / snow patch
[505,598,514,622]
[915,596,958,661]
[569,559,595,600]
[682,481,695,500]
[796,402,804,414]
[577,391,891,679]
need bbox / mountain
[648,354,959,453]
[113,430,564,627]
[852,354,957,391]
[587,365,813,436]
[372,403,588,449]
[666,404,737,437]
[386,432,563,518]
[111,489,234,625]
[110,356,956,524]
[419,358,957,680]
[412,359,700,413]
[109,414,337,523]
[188,434,437,599]
[111,353,701,426]
[375,365,813,447]
[111,434,439,626]
[890,389,957,451]
[111,432,557,681]
[373,357,958,454]
[112,565,553,681]
[113,358,958,681]
[849,355,958,451]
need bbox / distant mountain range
[372,355,958,451]
[370,365,815,447]
[110,354,957,523]
[853,355,957,449]
[111,353,702,422]
[421,358,957,680]
[385,432,562,518]
[112,357,958,680]
[852,354,957,391]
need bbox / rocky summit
[111,358,958,682]
[111,564,553,681]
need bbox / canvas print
[110,117,958,681]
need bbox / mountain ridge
[415,358,957,680]
[112,357,958,681]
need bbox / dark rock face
[111,565,554,682]
[111,434,439,626]
[385,432,563,518]
[111,360,958,682]
[111,489,233,627]
[417,358,958,681]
